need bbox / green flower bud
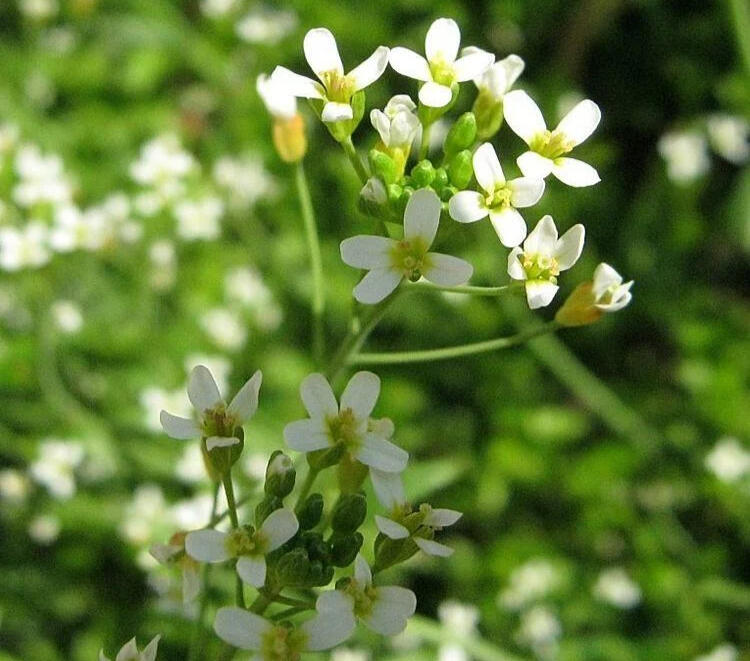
[433,167,449,191]
[448,150,474,189]
[440,185,458,202]
[329,531,364,567]
[331,492,367,533]
[307,560,335,587]
[275,548,311,587]
[410,160,436,187]
[296,493,324,531]
[358,177,389,218]
[472,90,504,140]
[369,149,398,185]
[443,112,477,156]
[307,445,346,471]
[264,451,296,499]
[301,531,329,561]
[255,495,282,526]
[373,534,419,573]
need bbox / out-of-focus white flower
[19,0,58,21]
[213,154,277,209]
[224,267,271,308]
[174,196,224,241]
[593,567,641,609]
[694,644,738,661]
[49,205,110,253]
[148,240,177,291]
[243,451,269,482]
[515,605,561,656]
[237,7,297,45]
[438,600,480,635]
[200,307,247,351]
[130,135,195,200]
[272,28,389,122]
[0,469,31,504]
[184,354,231,395]
[370,95,421,151]
[0,223,50,271]
[30,439,84,500]
[51,299,83,334]
[498,559,561,611]
[331,648,370,661]
[120,484,170,545]
[705,437,750,483]
[0,124,20,154]
[707,114,749,164]
[504,90,601,187]
[13,144,72,207]
[175,444,206,484]
[99,635,160,661]
[389,18,493,108]
[28,514,61,545]
[471,52,524,103]
[140,386,190,433]
[658,129,710,184]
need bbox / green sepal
[448,149,474,189]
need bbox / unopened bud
[329,531,364,567]
[443,112,477,156]
[275,548,310,586]
[296,493,324,530]
[472,90,504,140]
[331,492,367,533]
[554,282,603,327]
[201,428,244,480]
[369,149,398,185]
[432,167,449,192]
[358,177,389,218]
[411,160,436,187]
[448,150,473,189]
[264,451,296,499]
[272,114,307,163]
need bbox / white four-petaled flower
[99,635,160,661]
[272,28,389,122]
[341,188,473,304]
[591,262,633,312]
[507,215,584,309]
[160,365,262,451]
[389,18,493,108]
[504,90,601,187]
[448,142,545,247]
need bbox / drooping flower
[503,90,601,187]
[555,262,632,326]
[99,635,160,661]
[185,508,298,587]
[507,215,585,309]
[284,371,408,473]
[389,18,493,108]
[341,188,473,304]
[160,365,262,451]
[272,28,389,122]
[448,142,544,247]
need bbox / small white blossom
[0,223,51,271]
[175,444,207,484]
[272,28,389,122]
[707,114,749,164]
[30,439,84,500]
[694,644,738,661]
[28,514,61,545]
[389,18,493,108]
[470,52,524,102]
[51,299,83,334]
[13,144,72,207]
[174,196,224,241]
[516,605,561,657]
[438,600,479,635]
[99,635,160,661]
[498,559,561,611]
[705,437,750,483]
[657,129,710,184]
[370,95,421,150]
[0,469,30,504]
[130,135,195,199]
[237,7,297,45]
[120,484,170,546]
[140,386,190,433]
[213,154,277,209]
[507,215,585,309]
[593,567,641,609]
[504,90,601,187]
[200,307,247,351]
[49,205,111,253]
[591,262,633,312]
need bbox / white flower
[184,354,231,395]
[160,365,262,451]
[593,567,641,609]
[507,215,585,309]
[174,196,224,241]
[199,0,239,18]
[236,7,297,45]
[389,18,493,108]
[200,307,247,351]
[448,142,544,247]
[706,114,749,164]
[591,263,633,312]
[694,644,738,661]
[256,73,297,120]
[657,129,710,184]
[272,28,389,122]
[51,299,83,333]
[705,437,750,483]
[30,439,84,500]
[214,591,355,655]
[370,95,421,150]
[516,605,561,652]
[99,635,160,661]
[130,135,195,197]
[438,600,479,636]
[470,52,524,102]
[13,144,72,207]
[0,469,30,504]
[213,154,277,210]
[498,559,561,611]
[28,514,61,545]
[0,223,50,271]
[504,90,602,187]
[341,188,473,304]
[119,484,170,545]
[285,371,407,472]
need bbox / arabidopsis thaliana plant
[185,508,298,587]
[591,262,633,312]
[256,73,297,120]
[504,90,601,187]
[272,28,389,122]
[448,142,545,247]
[341,188,473,304]
[284,371,408,473]
[160,365,262,451]
[469,51,524,102]
[99,635,160,661]
[370,95,421,150]
[507,215,585,309]
[389,18,493,108]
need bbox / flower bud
[275,548,311,586]
[472,89,504,140]
[331,492,367,533]
[448,150,474,188]
[369,149,398,185]
[433,167,449,192]
[358,177,389,218]
[296,493,324,530]
[264,451,296,499]
[255,495,282,526]
[554,282,602,327]
[443,112,477,156]
[329,531,364,567]
[272,114,307,163]
[373,534,418,573]
[410,160,436,187]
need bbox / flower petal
[115,639,138,661]
[404,188,441,246]
[507,246,526,281]
[303,28,343,78]
[489,207,527,248]
[349,46,390,90]
[452,48,493,82]
[448,191,487,223]
[370,468,406,510]
[423,252,474,286]
[389,47,431,81]
[270,66,324,99]
[188,365,222,411]
[414,537,454,557]
[525,280,559,309]
[503,90,546,144]
[364,586,417,635]
[508,177,545,208]
[140,635,160,661]
[418,81,453,108]
[356,434,408,472]
[552,157,600,187]
[160,411,199,440]
[523,215,558,255]
[423,508,462,528]
[354,554,372,585]
[425,18,460,64]
[353,267,403,304]
[556,99,601,146]
[256,73,297,119]
[555,223,585,270]
[260,508,299,550]
[375,514,410,539]
[214,607,269,650]
[340,371,380,419]
[340,235,393,269]
[284,418,331,452]
[227,370,262,423]
[592,262,623,298]
[302,600,356,651]
[206,436,240,451]
[485,53,525,94]
[185,529,230,563]
[517,151,555,179]
[473,142,505,192]
[300,373,338,419]
[322,102,354,122]
[236,555,266,587]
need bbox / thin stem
[221,473,245,609]
[406,280,524,297]
[728,0,750,75]
[249,590,275,614]
[261,592,315,609]
[210,493,254,527]
[351,322,560,366]
[340,137,369,184]
[419,123,432,160]
[270,606,309,621]
[294,466,320,511]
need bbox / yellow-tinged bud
[272,114,307,163]
[555,282,604,327]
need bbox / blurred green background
[0,0,748,659]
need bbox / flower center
[529,130,574,159]
[390,238,431,282]
[522,253,560,282]
[200,402,238,439]
[346,581,379,618]
[485,184,513,210]
[429,57,456,87]
[327,407,360,448]
[319,70,356,103]
[225,527,263,557]
[260,625,306,661]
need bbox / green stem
[351,322,560,366]
[406,281,524,297]
[728,0,750,75]
[294,465,320,511]
[270,606,310,621]
[221,473,245,609]
[295,161,325,366]
[340,137,369,184]
[419,123,432,160]
[261,592,315,609]
[249,591,275,614]
[210,493,253,527]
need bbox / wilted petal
[425,18,460,64]
[340,371,380,419]
[555,223,585,270]
[404,188,441,246]
[260,508,299,550]
[214,607,269,650]
[452,48,493,82]
[322,102,354,122]
[389,47,431,81]
[517,151,555,179]
[552,157,600,187]
[370,468,406,509]
[448,191,487,223]
[236,555,266,587]
[423,508,462,527]
[271,66,324,99]
[556,99,601,146]
[300,373,338,419]
[340,235,393,269]
[489,207,527,248]
[525,280,559,309]
[423,252,473,286]
[523,215,558,256]
[227,370,262,423]
[185,529,230,563]
[188,365,222,411]
[509,177,545,208]
[375,514,410,539]
[353,267,402,304]
[356,434,408,472]
[507,246,526,281]
[160,411,199,440]
[418,81,453,108]
[205,436,240,451]
[303,28,344,78]
[364,586,417,635]
[414,537,454,557]
[473,142,505,192]
[349,46,390,90]
[284,418,331,452]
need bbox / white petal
[448,191,487,223]
[214,607,269,650]
[300,373,338,419]
[256,74,296,119]
[236,555,266,587]
[517,152,554,181]
[404,188,441,246]
[349,46,390,90]
[116,639,138,661]
[303,28,343,78]
[423,508,462,527]
[473,142,505,192]
[487,54,525,94]
[452,49,493,82]
[271,66,324,100]
[370,109,391,144]
[188,365,222,411]
[340,235,393,269]
[596,284,633,311]
[340,371,380,419]
[159,411,199,439]
[418,81,453,108]
[524,215,557,255]
[425,18,460,64]
[356,434,409,472]
[322,102,354,122]
[414,537,454,557]
[284,418,331,452]
[554,223,585,270]
[507,246,526,281]
[370,467,406,510]
[556,99,601,146]
[375,514,410,539]
[140,635,160,661]
[423,252,473,286]
[227,370,262,422]
[388,47,431,81]
[183,565,201,604]
[316,588,354,614]
[508,177,545,208]
[364,586,417,635]
[503,90,546,144]
[303,593,356,651]
[525,280,559,309]
[354,554,373,585]
[552,157,600,187]
[592,262,623,299]
[353,268,403,304]
[489,207,527,248]
[260,508,299,550]
[206,435,240,451]
[185,529,230,563]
